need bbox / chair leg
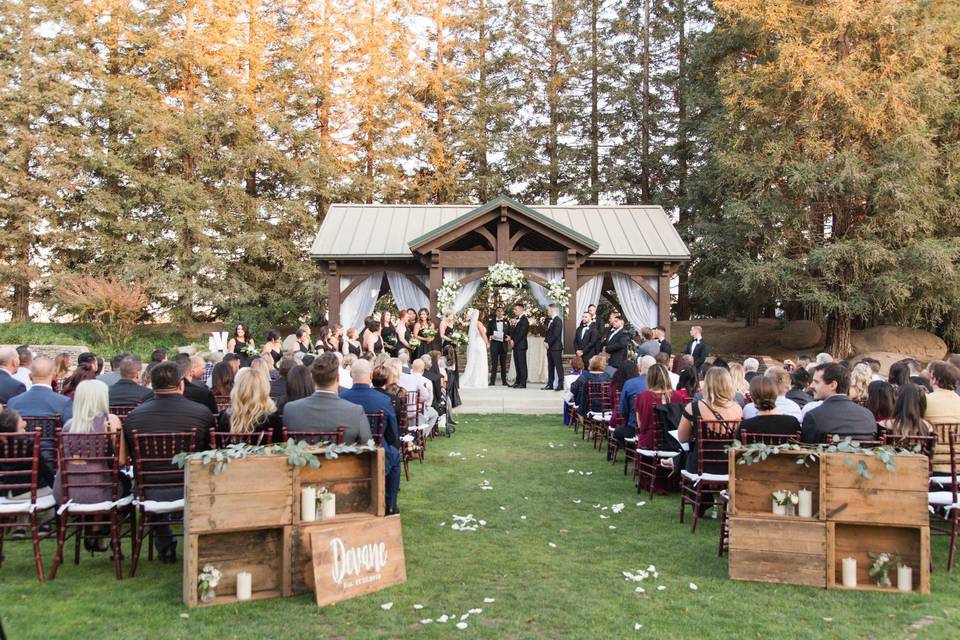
[718,503,728,557]
[110,512,123,581]
[74,523,82,565]
[129,510,146,578]
[30,513,45,582]
[690,487,702,534]
[50,514,69,579]
[679,483,687,524]
[148,528,154,562]
[403,457,411,481]
[949,512,958,573]
[0,524,5,568]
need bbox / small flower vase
[200,588,216,603]
[772,501,787,516]
[785,503,796,517]
[877,572,892,589]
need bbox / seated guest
[421,353,447,424]
[743,358,760,382]
[222,352,241,374]
[6,356,73,422]
[282,353,372,444]
[562,355,586,405]
[848,363,873,403]
[637,328,660,358]
[801,363,877,443]
[211,361,235,398]
[341,360,401,515]
[678,367,744,483]
[108,357,154,407]
[373,363,406,426]
[52,352,73,393]
[398,358,438,430]
[53,379,126,551]
[865,380,895,424]
[728,362,750,399]
[61,360,98,399]
[398,350,412,374]
[181,356,218,414]
[615,362,643,436]
[738,375,800,439]
[0,407,26,433]
[675,366,699,404]
[925,361,960,424]
[656,352,679,389]
[632,364,685,450]
[123,362,215,563]
[906,358,933,392]
[217,367,280,441]
[279,364,315,416]
[571,355,611,418]
[742,366,802,420]
[0,347,27,403]
[786,367,813,408]
[888,359,910,389]
[97,353,129,387]
[14,346,33,389]
[143,348,167,382]
[881,383,931,437]
[202,351,223,387]
[271,357,295,403]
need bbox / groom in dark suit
[486,306,510,386]
[543,304,564,391]
[508,303,529,388]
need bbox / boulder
[852,351,910,377]
[778,320,822,350]
[851,326,947,362]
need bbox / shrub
[56,276,149,347]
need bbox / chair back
[109,405,140,424]
[366,412,384,445]
[695,418,741,475]
[0,432,41,501]
[823,433,882,447]
[214,395,231,414]
[281,427,345,446]
[57,431,123,504]
[882,433,936,464]
[930,423,960,475]
[403,391,421,427]
[23,415,62,457]
[587,381,611,415]
[208,429,273,448]
[129,430,198,501]
[740,430,800,446]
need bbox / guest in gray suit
[801,363,878,444]
[282,352,372,444]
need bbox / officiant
[486,306,510,386]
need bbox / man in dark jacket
[180,356,218,415]
[508,304,530,388]
[801,363,877,444]
[682,325,709,372]
[602,315,630,369]
[0,348,26,404]
[486,306,510,386]
[543,304,564,391]
[655,326,673,356]
[108,357,154,407]
[574,312,600,366]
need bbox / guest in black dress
[738,375,800,440]
[363,321,384,355]
[394,310,412,354]
[381,312,398,355]
[217,367,281,444]
[412,308,437,359]
[296,325,315,355]
[227,323,256,368]
[263,329,283,367]
[342,328,362,357]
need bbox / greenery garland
[173,439,379,476]
[731,436,922,479]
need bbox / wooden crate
[728,449,822,519]
[728,516,827,588]
[184,456,294,535]
[183,527,292,607]
[294,448,385,523]
[823,452,928,526]
[827,522,930,594]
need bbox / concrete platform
[456,384,566,415]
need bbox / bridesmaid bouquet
[450,330,468,346]
[241,344,260,358]
[408,338,421,348]
[385,336,398,346]
[421,328,437,340]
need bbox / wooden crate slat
[187,490,294,533]
[728,449,822,519]
[729,548,826,588]
[728,516,826,555]
[824,487,928,527]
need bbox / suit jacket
[486,318,510,345]
[574,323,600,361]
[683,338,709,369]
[6,384,73,422]
[422,370,444,411]
[0,369,26,404]
[184,379,218,415]
[269,377,287,403]
[281,391,372,445]
[511,315,530,350]
[659,339,673,356]
[545,316,563,352]
[340,384,399,448]
[108,378,155,407]
[96,371,121,387]
[800,394,878,444]
[603,329,631,369]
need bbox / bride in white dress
[460,308,490,389]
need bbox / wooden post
[327,261,340,326]
[429,252,441,317]
[564,250,578,353]
[496,206,509,262]
[658,262,671,332]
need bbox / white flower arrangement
[198,564,222,592]
[449,330,468,346]
[437,281,461,312]
[484,261,526,288]
[771,490,799,507]
[545,279,572,308]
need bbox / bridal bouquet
[385,335,398,346]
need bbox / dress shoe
[386,506,400,516]
[541,385,553,391]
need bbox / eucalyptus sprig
[173,439,378,475]
[729,436,922,480]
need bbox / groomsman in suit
[655,326,672,355]
[543,304,564,391]
[486,306,510,386]
[574,311,600,364]
[683,325,709,372]
[603,314,630,369]
[508,303,529,388]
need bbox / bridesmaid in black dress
[412,308,437,359]
[394,310,412,354]
[296,324,315,354]
[227,323,256,368]
[342,328,362,357]
[263,329,283,366]
[363,321,384,355]
[381,312,398,355]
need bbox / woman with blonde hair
[678,366,743,479]
[848,363,873,402]
[727,362,750,400]
[218,367,279,440]
[53,352,73,393]
[249,356,273,379]
[52,379,125,552]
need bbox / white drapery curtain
[576,275,603,319]
[386,272,429,312]
[443,268,482,313]
[527,268,563,307]
[340,272,383,332]
[611,272,659,329]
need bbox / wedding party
[2,0,960,637]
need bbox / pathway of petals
[0,415,958,639]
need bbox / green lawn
[0,321,195,360]
[1,415,957,639]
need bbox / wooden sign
[310,516,406,607]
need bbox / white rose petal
[381,602,393,610]
[460,614,469,620]
[469,608,482,614]
[689,583,698,590]
[520,515,527,520]
[637,501,647,507]
[483,597,496,603]
[479,520,486,526]
[420,619,433,625]
[635,587,645,593]
[635,623,643,630]
[413,604,424,610]
[572,499,582,504]
[436,615,449,623]
[585,471,593,476]
[568,469,576,474]
[548,542,557,548]
[499,506,506,511]
[609,525,617,529]
[600,515,609,519]
[456,622,468,630]
[657,585,666,591]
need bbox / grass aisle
[1,415,958,639]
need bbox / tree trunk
[825,313,853,358]
[547,1,559,205]
[640,0,651,203]
[675,0,691,320]
[588,0,599,205]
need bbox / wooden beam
[579,264,660,277]
[429,253,441,316]
[496,208,510,262]
[630,275,659,305]
[326,261,340,326]
[510,252,566,268]
[658,262,672,330]
[503,209,595,255]
[474,226,496,250]
[564,250,578,353]
[438,251,496,268]
[508,229,529,251]
[411,210,498,254]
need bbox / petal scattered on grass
[456,622,468,630]
[420,619,433,625]
[689,583,698,591]
[483,597,496,603]
[520,515,527,520]
[572,499,582,504]
[657,585,666,591]
[548,542,557,548]
[436,615,449,623]
[635,623,643,631]
[413,604,424,610]
[635,587,645,593]
[609,525,617,529]
[381,602,393,610]
[469,608,482,614]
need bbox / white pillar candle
[841,557,857,588]
[798,489,813,518]
[897,564,912,592]
[236,571,252,601]
[300,486,317,522]
[320,492,336,520]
